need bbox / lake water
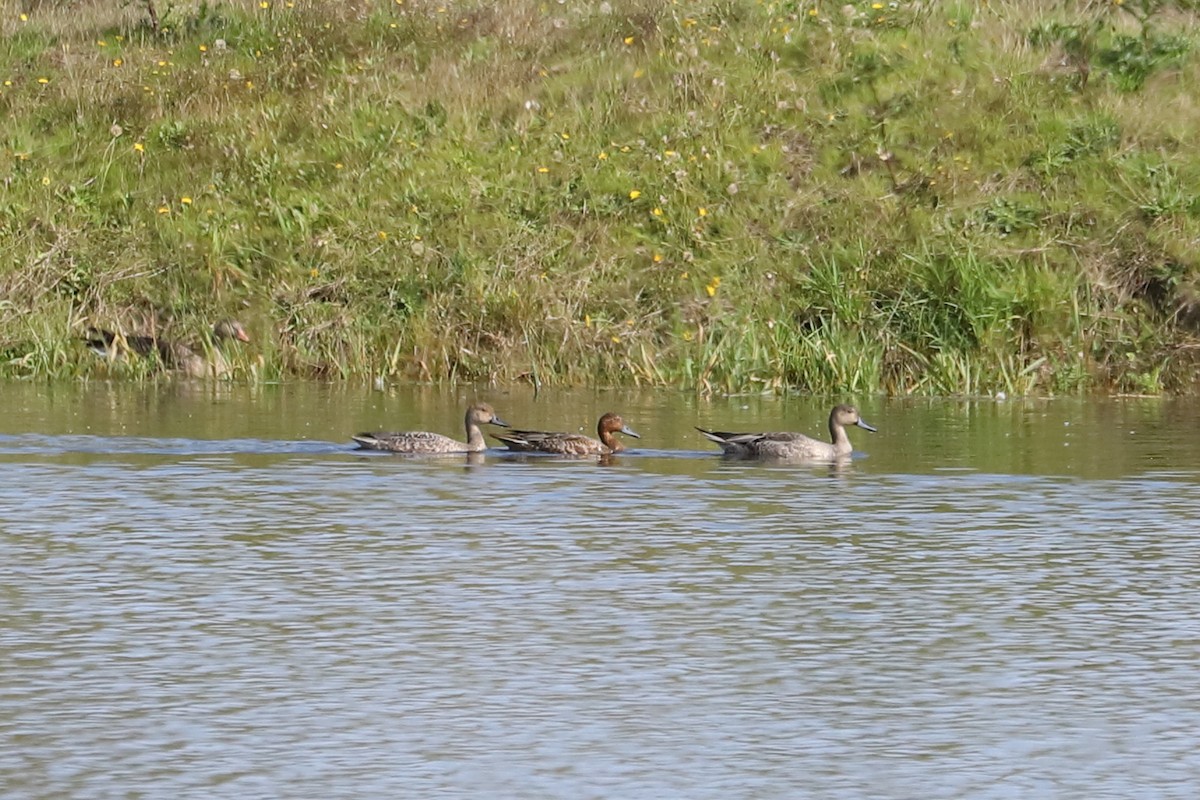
[2,381,1199,799]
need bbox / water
[2,382,1200,799]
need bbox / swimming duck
[492,412,640,456]
[696,404,876,461]
[352,403,509,454]
[84,319,251,378]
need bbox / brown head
[466,402,509,428]
[829,404,876,436]
[597,412,640,452]
[213,320,251,343]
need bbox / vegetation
[3,0,1200,394]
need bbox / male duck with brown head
[492,412,640,456]
[696,404,876,461]
[84,319,251,378]
[352,403,509,454]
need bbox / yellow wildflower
[260,0,270,7]
[698,207,708,216]
[598,151,608,160]
[624,36,635,45]
[334,162,344,169]
[157,206,170,214]
[41,176,50,186]
[652,207,663,216]
[37,77,49,84]
[537,166,549,173]
[181,196,192,205]
[112,58,123,67]
[199,44,208,52]
[377,231,388,240]
[629,189,641,200]
[653,253,664,263]
[133,142,145,152]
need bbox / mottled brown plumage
[84,320,250,378]
[353,403,509,454]
[492,412,640,456]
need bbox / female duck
[696,404,876,461]
[353,403,509,454]
[492,412,640,456]
[85,319,251,378]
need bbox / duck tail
[81,327,118,356]
[490,432,533,451]
[694,427,728,445]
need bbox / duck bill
[856,419,877,433]
[235,329,251,343]
[491,417,511,428]
[621,426,641,439]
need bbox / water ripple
[2,441,1200,799]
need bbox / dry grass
[3,0,1200,392]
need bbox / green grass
[3,0,1200,393]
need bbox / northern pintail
[696,404,876,460]
[84,319,251,378]
[492,412,640,456]
[352,403,509,454]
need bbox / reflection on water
[2,383,1200,799]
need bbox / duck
[84,319,251,378]
[492,412,640,456]
[352,403,509,454]
[696,404,877,461]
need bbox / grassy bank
[3,0,1200,393]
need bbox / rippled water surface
[2,382,1200,799]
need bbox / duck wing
[82,328,160,358]
[352,430,465,453]
[493,430,604,455]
